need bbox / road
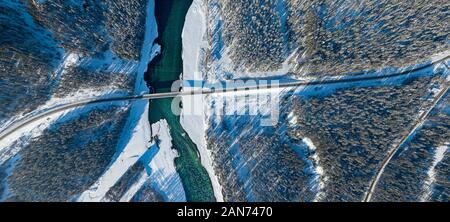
[0,56,449,200]
[1,56,449,143]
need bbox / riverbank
[180,0,224,201]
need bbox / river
[144,0,215,202]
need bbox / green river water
[145,0,216,202]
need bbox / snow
[77,101,152,202]
[0,155,20,201]
[200,1,293,81]
[181,0,224,202]
[77,0,161,202]
[302,137,316,151]
[0,49,133,164]
[0,101,129,165]
[219,46,293,80]
[228,141,257,201]
[52,52,80,82]
[430,49,450,63]
[0,31,137,160]
[119,119,186,202]
[0,0,187,202]
[150,121,187,200]
[181,1,206,85]
[421,144,448,201]
[443,59,450,81]
[77,0,185,202]
[179,0,450,202]
[119,171,149,202]
[180,0,286,200]
[291,61,443,98]
[287,111,298,126]
[3,0,447,202]
[301,137,326,202]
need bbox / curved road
[1,56,449,143]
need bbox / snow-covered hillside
[0,0,185,202]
